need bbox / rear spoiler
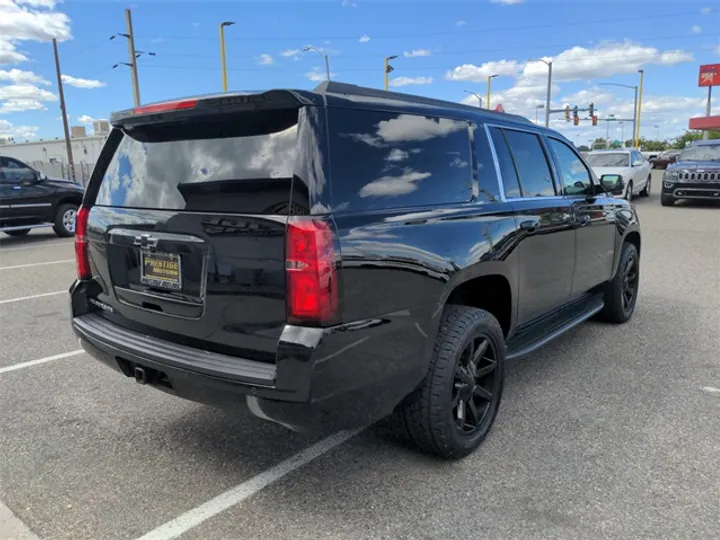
[110,89,321,128]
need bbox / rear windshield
[585,153,629,167]
[678,143,720,162]
[96,109,302,214]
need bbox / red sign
[494,103,505,112]
[698,64,720,87]
[689,115,720,130]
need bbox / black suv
[661,140,720,206]
[1,155,84,237]
[70,83,641,459]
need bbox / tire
[397,305,506,460]
[640,175,651,197]
[625,181,633,202]
[4,228,31,237]
[599,242,639,324]
[661,194,675,207]
[52,203,78,237]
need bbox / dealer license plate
[140,251,182,290]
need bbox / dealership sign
[698,64,720,87]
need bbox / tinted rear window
[327,108,473,212]
[96,108,303,214]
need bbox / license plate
[140,251,182,290]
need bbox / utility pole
[545,61,552,127]
[219,21,235,92]
[304,46,330,82]
[125,8,140,106]
[703,86,712,140]
[486,74,499,110]
[634,69,644,148]
[52,38,75,182]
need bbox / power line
[134,9,706,42]
[141,31,720,62]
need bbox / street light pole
[703,86,712,140]
[529,58,552,127]
[486,74,498,110]
[535,104,544,124]
[654,124,660,140]
[384,55,398,90]
[464,90,482,107]
[219,21,234,92]
[619,122,624,143]
[304,46,331,82]
[635,69,644,148]
[598,82,639,145]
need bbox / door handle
[520,219,540,234]
[578,215,591,227]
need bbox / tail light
[286,218,338,325]
[75,206,91,280]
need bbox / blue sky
[1,0,719,146]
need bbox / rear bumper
[70,283,429,432]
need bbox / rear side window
[488,127,521,198]
[501,129,556,198]
[95,108,302,214]
[327,109,473,212]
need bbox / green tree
[671,130,720,149]
[592,137,607,150]
[577,145,590,152]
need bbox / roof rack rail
[313,81,533,124]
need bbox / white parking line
[0,500,40,540]
[0,241,73,253]
[134,428,362,540]
[0,259,74,271]
[701,386,720,394]
[0,290,66,305]
[0,350,83,375]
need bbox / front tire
[599,242,639,324]
[661,194,675,207]
[52,203,78,237]
[640,175,651,197]
[4,229,31,237]
[398,305,505,459]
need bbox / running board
[0,223,53,232]
[507,294,604,361]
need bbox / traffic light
[588,102,594,117]
[573,115,579,126]
[592,115,598,126]
[564,105,570,121]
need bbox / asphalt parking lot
[1,170,719,540]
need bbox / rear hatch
[84,96,325,362]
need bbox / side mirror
[600,174,625,195]
[38,172,48,181]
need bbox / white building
[0,134,106,165]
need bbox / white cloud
[403,49,432,58]
[280,48,302,60]
[0,0,72,42]
[389,76,433,87]
[305,67,334,82]
[358,34,370,43]
[491,0,525,4]
[701,7,711,15]
[446,60,520,82]
[78,114,95,124]
[0,40,28,65]
[359,170,430,198]
[0,98,46,113]
[0,118,38,139]
[61,74,106,89]
[376,114,464,142]
[258,54,273,65]
[522,42,693,82]
[691,25,702,34]
[0,68,49,85]
[0,83,56,101]
[455,20,467,26]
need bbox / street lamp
[304,46,331,82]
[486,74,499,110]
[464,90,482,107]
[528,58,552,127]
[654,124,660,140]
[384,55,398,91]
[219,21,234,92]
[598,82,638,144]
[618,122,624,144]
[535,103,545,124]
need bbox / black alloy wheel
[621,250,639,316]
[452,335,499,434]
